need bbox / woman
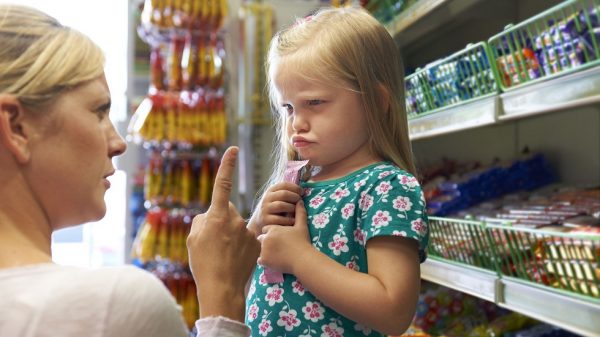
[0,4,257,336]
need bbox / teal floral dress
[246,162,429,337]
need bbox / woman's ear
[0,95,31,164]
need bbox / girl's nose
[291,111,309,132]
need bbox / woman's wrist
[198,284,247,322]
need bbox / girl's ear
[0,95,31,164]
[378,83,391,115]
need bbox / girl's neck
[310,156,383,182]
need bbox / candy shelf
[500,65,600,120]
[423,216,600,337]
[408,95,498,140]
[500,278,600,337]
[408,63,600,140]
[422,259,600,337]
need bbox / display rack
[422,259,600,336]
[407,63,600,140]
[390,1,600,336]
[126,0,230,329]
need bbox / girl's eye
[307,99,323,106]
[282,104,294,115]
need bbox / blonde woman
[0,5,257,337]
[247,6,429,337]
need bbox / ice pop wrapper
[264,159,309,284]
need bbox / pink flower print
[321,322,344,337]
[358,192,373,211]
[302,301,325,322]
[392,230,408,237]
[378,170,393,179]
[259,272,267,285]
[303,187,313,196]
[345,260,359,271]
[372,210,391,228]
[328,234,349,256]
[354,323,372,334]
[309,195,325,209]
[265,285,284,306]
[258,319,273,336]
[393,196,413,211]
[330,187,350,201]
[292,280,305,296]
[399,174,419,188]
[354,179,367,191]
[375,181,393,195]
[312,212,330,229]
[411,218,427,237]
[353,228,366,245]
[277,309,301,331]
[247,304,259,322]
[247,282,256,299]
[341,203,355,219]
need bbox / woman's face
[25,74,126,230]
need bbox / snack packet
[264,159,309,283]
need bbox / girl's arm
[259,202,421,336]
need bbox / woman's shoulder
[0,264,188,337]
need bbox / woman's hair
[261,6,416,198]
[0,4,105,109]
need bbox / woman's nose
[107,123,127,157]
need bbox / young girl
[246,6,429,337]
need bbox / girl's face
[276,68,381,180]
[25,74,126,230]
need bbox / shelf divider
[421,258,498,302]
[499,278,600,337]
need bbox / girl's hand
[252,182,303,234]
[258,201,312,274]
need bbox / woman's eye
[307,99,322,106]
[95,110,109,120]
[95,102,111,120]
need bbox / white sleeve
[195,316,251,337]
[103,267,190,337]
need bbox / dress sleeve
[358,170,429,262]
[195,316,251,337]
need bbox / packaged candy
[264,159,309,283]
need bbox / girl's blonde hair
[0,4,105,109]
[262,6,416,197]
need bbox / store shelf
[407,65,600,139]
[408,95,498,140]
[422,259,600,337]
[499,278,600,337]
[500,65,600,121]
[421,258,499,302]
[385,0,480,47]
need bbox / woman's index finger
[209,146,239,212]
